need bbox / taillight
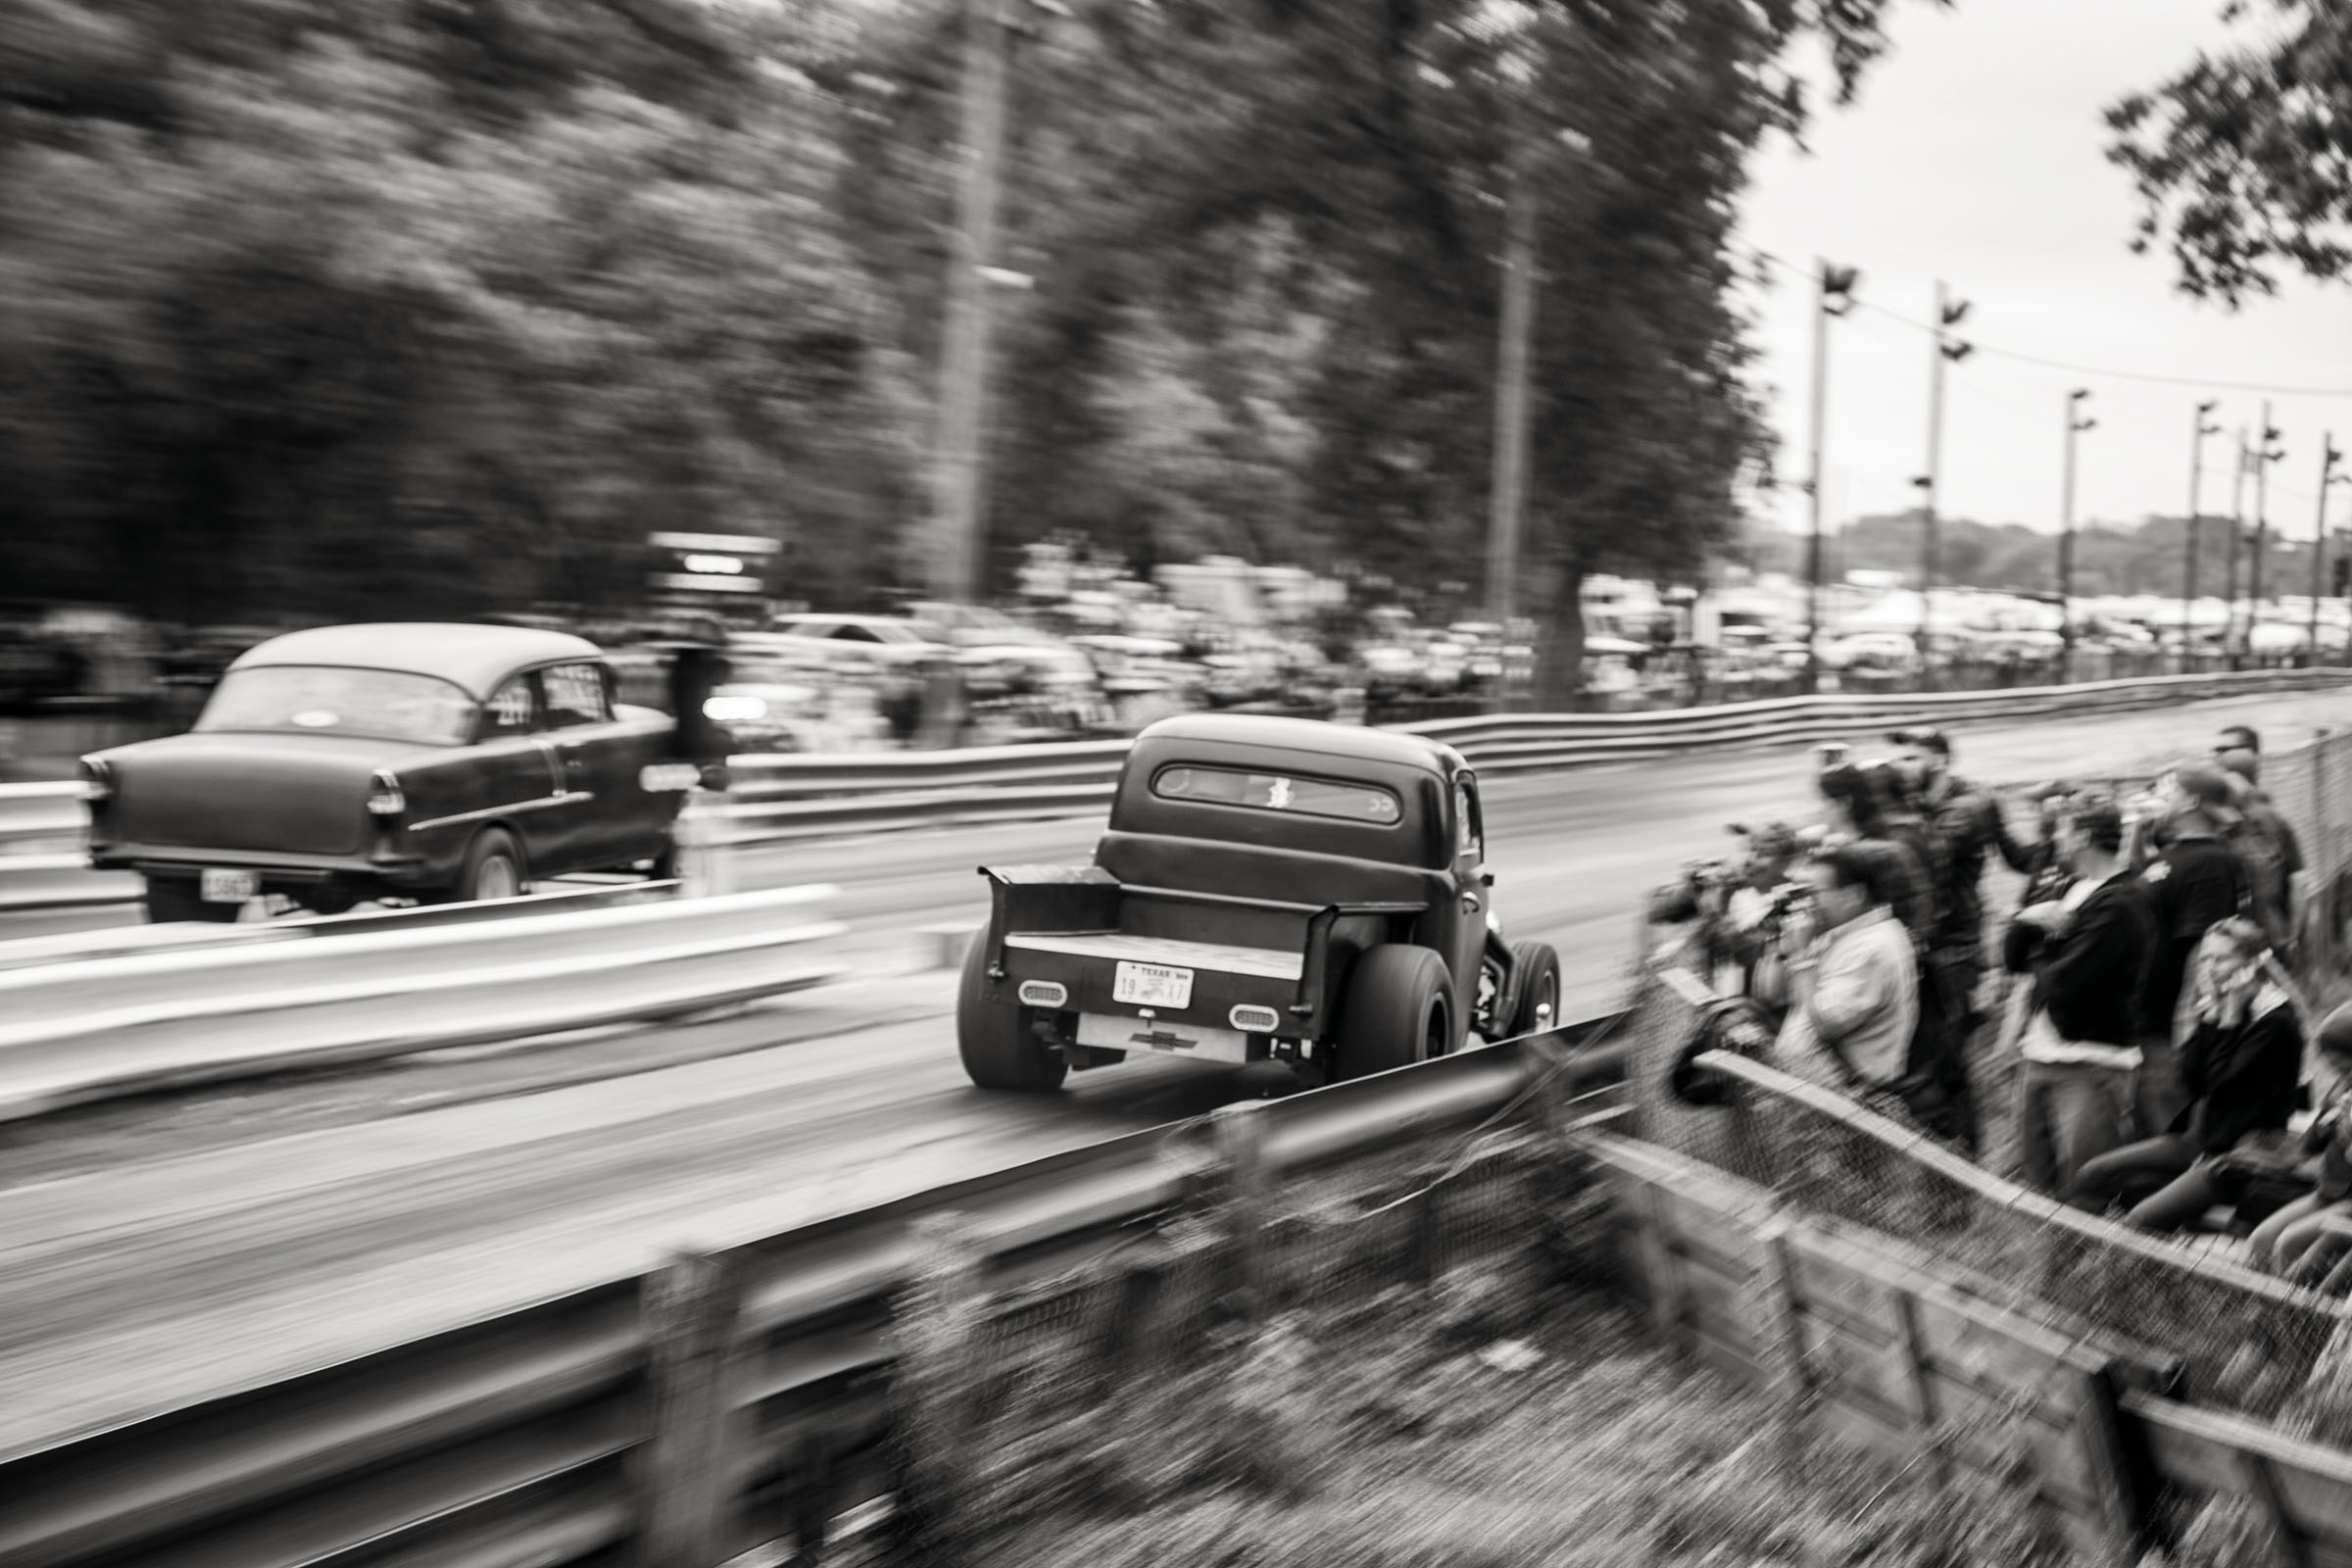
[78,758,114,804]
[367,770,407,818]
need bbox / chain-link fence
[1615,961,2352,1435]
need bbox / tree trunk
[1531,560,1586,711]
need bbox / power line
[1745,250,2352,400]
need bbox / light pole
[1485,124,1587,648]
[1803,261,1859,695]
[2058,389,2095,683]
[2248,404,2284,658]
[2182,399,2220,671]
[2224,426,2249,667]
[926,0,1064,604]
[2315,435,2343,666]
[1913,283,1971,686]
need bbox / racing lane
[2,683,2348,1456]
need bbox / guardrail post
[675,790,733,899]
[634,1250,747,1568]
[895,1212,985,1562]
[1213,1101,1273,1323]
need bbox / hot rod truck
[957,713,1562,1090]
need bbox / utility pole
[927,0,1013,604]
[1913,283,1971,687]
[2315,435,2343,665]
[1485,152,1539,634]
[2182,400,2220,672]
[2224,426,2249,668]
[2249,403,2283,656]
[2058,389,2095,684]
[1803,261,1859,695]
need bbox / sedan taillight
[78,758,114,804]
[367,770,407,818]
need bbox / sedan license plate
[1112,960,1194,1009]
[200,868,260,904]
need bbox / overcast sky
[1734,0,2352,545]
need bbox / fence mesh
[1616,954,2352,1433]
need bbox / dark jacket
[2035,873,2156,1047]
[2140,836,2245,1038]
[1851,831,1937,953]
[1922,778,2035,957]
[2172,993,2303,1155]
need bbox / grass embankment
[906,1276,2089,1568]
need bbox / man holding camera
[1774,843,1921,1111]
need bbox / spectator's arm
[1805,931,1892,1048]
[2282,818,2307,881]
[1986,797,2040,875]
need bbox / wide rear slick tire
[1337,945,1455,1079]
[957,934,1068,1092]
[142,876,239,924]
[1506,941,1562,1037]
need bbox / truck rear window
[1150,764,1401,825]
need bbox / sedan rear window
[1151,764,1401,825]
[195,666,476,746]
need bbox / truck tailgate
[1001,931,1304,981]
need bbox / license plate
[1112,960,1194,1009]
[200,868,259,904]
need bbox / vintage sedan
[82,623,695,922]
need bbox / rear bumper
[92,842,440,896]
[993,946,1299,1028]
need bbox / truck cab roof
[1110,714,1467,871]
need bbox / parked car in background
[766,612,952,668]
[82,623,694,921]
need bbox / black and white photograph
[5,0,2352,1563]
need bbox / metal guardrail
[0,885,845,1123]
[0,780,83,843]
[0,877,681,972]
[8,667,2348,880]
[713,667,2352,837]
[0,1015,1628,1567]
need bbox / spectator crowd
[1654,719,2352,1284]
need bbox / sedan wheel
[456,828,530,903]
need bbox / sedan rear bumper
[93,843,437,895]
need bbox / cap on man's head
[1886,725,1951,758]
[2217,724,2262,756]
[1729,820,1798,859]
[2216,747,2263,786]
[2173,760,2245,821]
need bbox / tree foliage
[0,0,1934,689]
[2108,0,2352,304]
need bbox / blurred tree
[0,0,918,624]
[2108,1,2352,303]
[828,0,1941,699]
[0,0,1939,696]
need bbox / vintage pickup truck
[957,713,1562,1090]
